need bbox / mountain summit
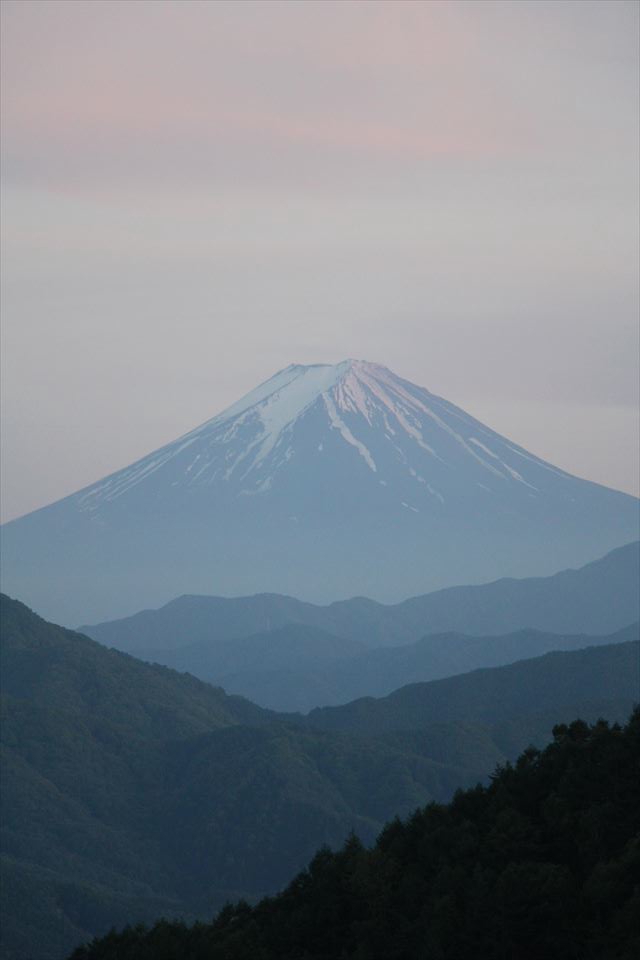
[2,360,638,623]
[74,359,575,506]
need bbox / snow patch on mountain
[76,358,592,516]
[323,394,377,472]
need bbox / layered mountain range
[2,360,638,625]
[2,594,637,959]
[83,542,640,711]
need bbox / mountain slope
[0,596,511,960]
[323,623,639,710]
[2,360,638,624]
[306,638,640,737]
[69,713,640,960]
[158,623,639,713]
[138,623,366,713]
[1,591,267,734]
[1,595,636,959]
[0,595,269,960]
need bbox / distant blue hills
[82,541,639,711]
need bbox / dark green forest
[1,594,638,958]
[70,712,640,960]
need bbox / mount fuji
[2,360,638,624]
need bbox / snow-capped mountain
[2,360,638,624]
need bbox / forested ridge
[70,711,640,960]
[2,594,638,958]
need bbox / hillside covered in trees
[2,593,637,959]
[71,712,639,960]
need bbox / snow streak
[76,359,568,513]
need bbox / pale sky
[1,0,638,522]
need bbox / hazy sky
[1,0,638,522]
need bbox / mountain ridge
[305,638,640,736]
[82,540,639,648]
[2,593,637,959]
[148,623,639,713]
[2,360,638,624]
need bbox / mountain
[306,639,640,737]
[0,595,510,960]
[2,361,638,625]
[121,623,637,714]
[2,595,636,960]
[133,622,367,713]
[316,623,639,714]
[82,541,640,654]
[81,543,640,711]
[69,713,640,960]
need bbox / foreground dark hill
[70,712,640,960]
[82,543,640,712]
[1,596,636,960]
[0,597,552,959]
[3,360,638,625]
[0,592,268,733]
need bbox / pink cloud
[1,0,536,191]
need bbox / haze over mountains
[1,361,638,959]
[83,543,639,711]
[2,361,638,625]
[3,0,639,955]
